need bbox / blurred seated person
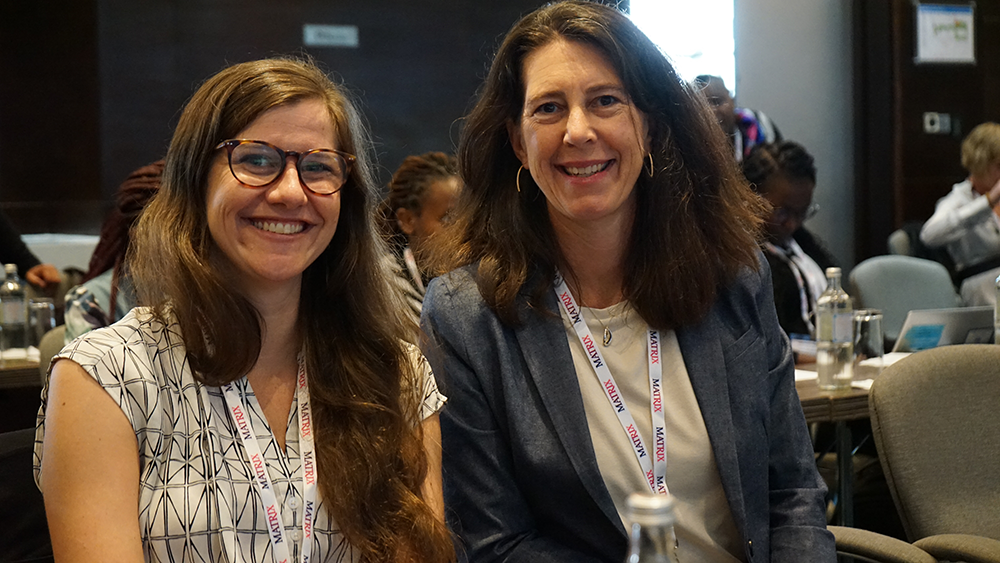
[920,122,1000,305]
[695,74,782,163]
[378,152,460,324]
[743,141,837,338]
[0,210,61,291]
[64,160,163,343]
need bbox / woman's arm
[420,413,445,522]
[40,359,143,562]
[920,183,996,247]
[754,263,837,562]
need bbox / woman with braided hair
[379,152,460,324]
[742,141,838,338]
[63,160,163,342]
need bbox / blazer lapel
[515,290,625,535]
[676,315,748,536]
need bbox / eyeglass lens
[229,141,348,195]
[776,203,819,223]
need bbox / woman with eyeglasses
[35,58,454,562]
[742,140,838,339]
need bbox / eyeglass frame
[215,139,357,195]
[772,202,820,224]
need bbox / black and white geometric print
[34,308,446,562]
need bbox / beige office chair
[887,229,911,256]
[829,525,936,562]
[867,345,1000,562]
[849,255,962,346]
[37,325,65,384]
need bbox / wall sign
[915,2,976,64]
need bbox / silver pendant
[603,326,613,347]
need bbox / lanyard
[764,242,815,335]
[222,355,318,563]
[402,246,425,294]
[553,272,667,495]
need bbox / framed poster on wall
[914,2,976,64]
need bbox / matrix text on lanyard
[222,355,318,563]
[553,272,668,495]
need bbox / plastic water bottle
[624,493,678,563]
[0,263,27,355]
[816,267,854,390]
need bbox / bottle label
[832,312,852,343]
[1,299,26,324]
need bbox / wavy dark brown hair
[130,57,454,562]
[431,0,766,329]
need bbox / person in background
[35,57,454,562]
[421,2,834,562]
[742,141,837,338]
[63,160,163,343]
[694,74,782,163]
[0,210,61,290]
[920,122,1000,305]
[378,152,461,325]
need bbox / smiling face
[205,98,341,298]
[509,39,649,234]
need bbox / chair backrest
[869,344,1000,541]
[37,325,66,384]
[887,229,911,256]
[849,255,962,344]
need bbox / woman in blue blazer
[420,2,836,561]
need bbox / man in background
[695,74,782,163]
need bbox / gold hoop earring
[646,152,654,178]
[516,165,526,193]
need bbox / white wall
[735,0,855,268]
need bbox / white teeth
[253,220,305,234]
[564,162,610,177]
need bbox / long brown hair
[131,57,454,562]
[432,0,765,329]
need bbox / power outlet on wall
[923,112,952,135]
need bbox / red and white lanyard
[222,355,318,563]
[553,273,668,495]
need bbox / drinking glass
[854,309,884,378]
[28,298,56,350]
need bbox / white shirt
[34,308,445,562]
[920,179,1000,271]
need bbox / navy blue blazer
[421,260,835,563]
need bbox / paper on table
[0,347,39,361]
[795,369,818,382]
[852,379,874,390]
[866,352,910,367]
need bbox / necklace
[592,305,628,347]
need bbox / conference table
[795,363,883,528]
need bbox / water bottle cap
[625,492,676,526]
[825,267,841,277]
[3,264,16,275]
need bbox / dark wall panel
[98,0,543,209]
[0,1,103,233]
